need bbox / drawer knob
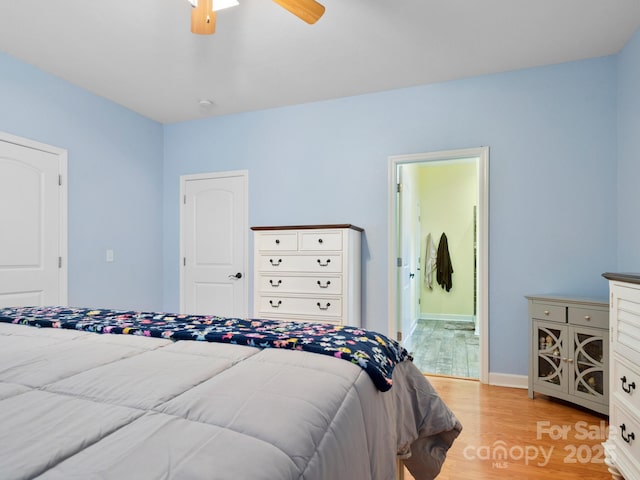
[269,300,282,308]
[317,259,331,267]
[620,424,635,444]
[318,238,323,244]
[621,375,636,394]
[317,280,331,289]
[584,315,591,321]
[275,239,280,244]
[269,258,282,267]
[544,310,550,316]
[269,279,282,287]
[317,302,331,311]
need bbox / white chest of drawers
[251,224,363,327]
[603,273,640,480]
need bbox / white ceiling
[1,0,639,124]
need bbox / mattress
[0,310,461,480]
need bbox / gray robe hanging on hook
[424,233,437,290]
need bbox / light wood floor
[404,376,611,480]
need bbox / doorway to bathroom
[388,147,488,382]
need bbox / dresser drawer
[258,254,342,273]
[530,302,566,323]
[613,356,640,413]
[605,439,640,480]
[569,306,608,329]
[256,232,298,251]
[257,275,342,295]
[299,231,342,251]
[258,295,342,319]
[610,402,640,470]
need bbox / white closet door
[180,171,247,317]
[0,139,65,308]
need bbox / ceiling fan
[187,0,325,35]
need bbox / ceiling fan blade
[272,0,325,24]
[191,0,216,34]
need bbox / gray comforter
[0,322,461,479]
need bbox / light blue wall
[0,53,164,311]
[164,56,619,376]
[1,36,630,377]
[617,28,640,269]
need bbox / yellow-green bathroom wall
[418,161,477,319]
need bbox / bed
[0,307,461,480]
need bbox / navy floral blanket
[0,306,410,392]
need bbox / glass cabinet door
[533,321,567,392]
[571,326,608,404]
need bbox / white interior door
[180,171,248,317]
[0,135,67,308]
[397,166,418,351]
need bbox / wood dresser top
[251,224,364,232]
[603,272,640,285]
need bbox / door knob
[229,272,242,279]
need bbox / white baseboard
[420,313,475,323]
[488,372,528,389]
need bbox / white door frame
[0,131,68,305]
[388,147,489,383]
[179,170,249,316]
